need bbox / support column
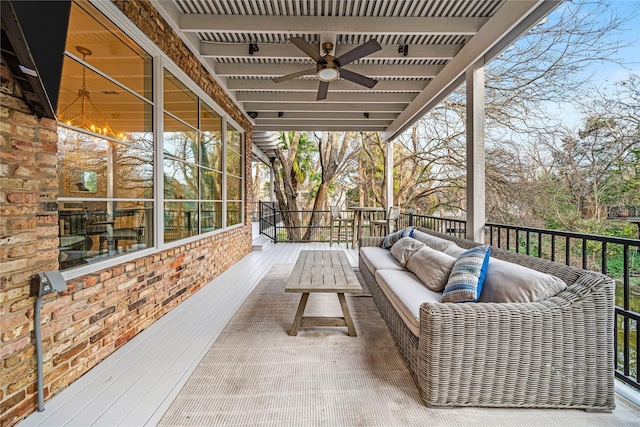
[466,59,485,243]
[269,163,275,203]
[384,140,393,211]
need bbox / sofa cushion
[412,230,454,252]
[382,227,415,249]
[442,245,491,303]
[479,258,568,303]
[375,269,442,336]
[390,237,425,266]
[360,246,405,273]
[406,246,457,292]
[443,243,467,257]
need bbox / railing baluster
[526,231,530,255]
[515,229,520,254]
[565,236,571,266]
[538,232,542,258]
[582,239,587,269]
[551,235,556,262]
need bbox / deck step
[252,235,272,251]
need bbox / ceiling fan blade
[272,69,316,83]
[339,68,378,89]
[289,37,323,63]
[316,81,329,100]
[335,39,382,67]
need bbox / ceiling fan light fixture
[317,65,340,82]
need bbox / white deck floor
[20,239,357,427]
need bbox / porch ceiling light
[317,64,340,82]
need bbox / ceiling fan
[272,37,382,100]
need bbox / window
[57,0,153,270]
[56,1,245,271]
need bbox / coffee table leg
[337,293,357,337]
[289,292,309,336]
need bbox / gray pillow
[411,230,453,252]
[389,237,425,266]
[406,246,457,292]
[479,258,567,303]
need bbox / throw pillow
[406,246,457,292]
[441,245,491,303]
[382,227,415,249]
[390,237,425,266]
[411,229,454,252]
[478,258,567,303]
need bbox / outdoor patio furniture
[358,226,616,411]
[370,206,400,236]
[329,206,355,248]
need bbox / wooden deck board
[19,241,356,427]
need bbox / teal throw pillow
[381,227,414,249]
[441,245,491,303]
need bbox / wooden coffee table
[285,250,362,336]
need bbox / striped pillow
[441,245,491,303]
[381,227,414,249]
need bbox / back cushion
[411,230,453,252]
[390,237,425,266]
[406,246,457,292]
[479,258,567,303]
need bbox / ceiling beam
[215,63,443,78]
[201,42,463,60]
[236,92,414,103]
[254,124,388,132]
[243,103,407,112]
[382,0,562,141]
[227,79,426,92]
[255,119,391,127]
[180,15,488,35]
[254,112,397,120]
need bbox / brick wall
[1,1,254,425]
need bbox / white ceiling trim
[226,79,426,92]
[215,63,444,78]
[244,102,407,112]
[179,15,490,35]
[235,92,414,103]
[200,42,463,60]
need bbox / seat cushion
[411,230,454,252]
[390,237,425,266]
[442,245,491,303]
[359,247,405,273]
[406,246,457,292]
[479,258,567,303]
[375,269,442,336]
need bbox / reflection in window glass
[164,202,198,242]
[163,158,198,200]
[200,168,222,200]
[200,104,222,170]
[226,150,242,177]
[57,56,153,143]
[227,176,242,201]
[66,0,152,100]
[163,114,198,162]
[58,201,152,271]
[227,202,242,227]
[201,202,222,232]
[164,70,198,127]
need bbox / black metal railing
[259,201,279,242]
[398,211,467,238]
[485,222,640,391]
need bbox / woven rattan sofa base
[359,228,615,411]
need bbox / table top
[348,206,385,212]
[285,250,361,293]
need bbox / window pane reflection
[58,128,153,198]
[227,202,241,226]
[164,70,198,127]
[58,201,153,271]
[227,176,242,201]
[200,168,222,200]
[164,202,198,242]
[201,202,222,232]
[163,158,198,200]
[163,114,197,162]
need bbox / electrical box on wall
[36,271,67,297]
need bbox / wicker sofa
[359,227,615,411]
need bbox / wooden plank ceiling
[150,0,561,156]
